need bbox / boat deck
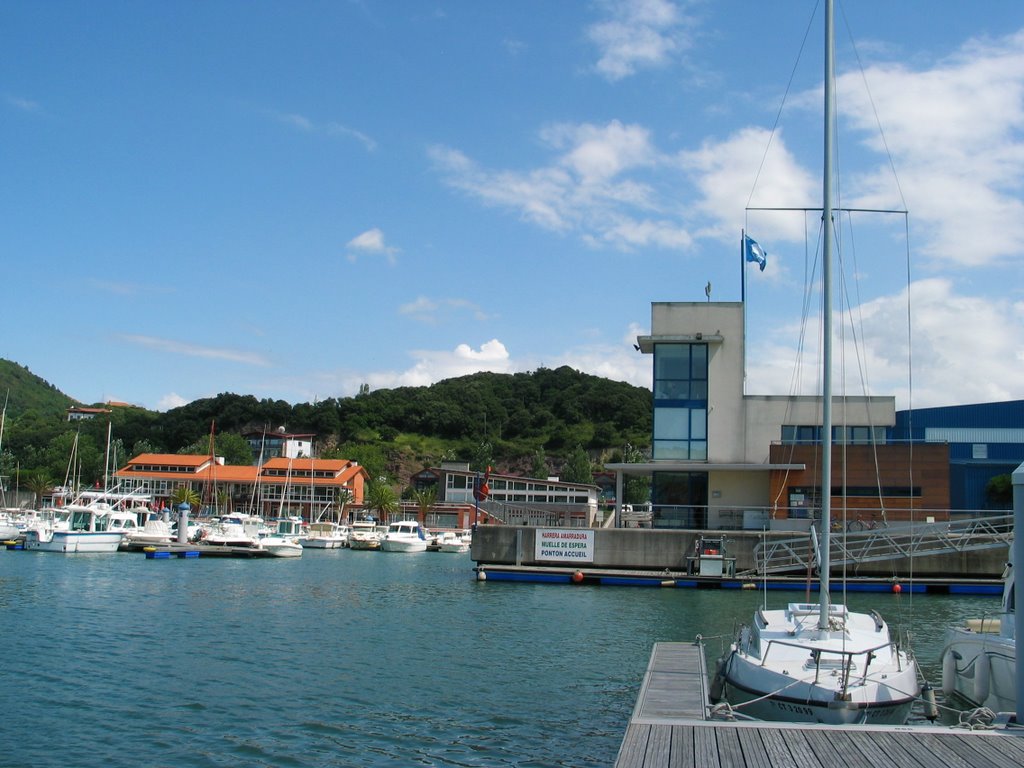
[615,642,1024,768]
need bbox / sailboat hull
[721,652,917,724]
[718,602,920,725]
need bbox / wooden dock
[615,642,1024,768]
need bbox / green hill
[1,362,652,488]
[0,359,76,420]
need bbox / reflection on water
[0,550,1002,766]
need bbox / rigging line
[834,211,890,535]
[772,213,819,511]
[746,206,905,214]
[744,1,820,210]
[903,213,916,612]
[837,0,909,212]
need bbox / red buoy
[892,583,902,594]
[572,570,584,583]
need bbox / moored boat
[715,0,920,725]
[24,503,124,553]
[380,520,428,553]
[203,513,264,547]
[348,519,382,550]
[437,531,469,554]
[299,521,348,549]
[940,562,1015,712]
[257,516,304,558]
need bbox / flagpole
[740,228,746,304]
[741,229,747,396]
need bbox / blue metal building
[894,400,1024,513]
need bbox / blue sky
[4,0,1023,412]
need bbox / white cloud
[587,0,690,81]
[346,228,399,264]
[680,127,818,245]
[745,278,1024,410]
[786,30,1024,268]
[367,339,514,390]
[430,120,692,251]
[6,94,40,112]
[119,335,271,366]
[332,326,653,398]
[272,109,377,151]
[399,296,490,324]
[157,392,189,411]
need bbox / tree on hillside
[470,440,493,474]
[622,443,651,506]
[561,445,593,484]
[530,447,547,478]
[178,432,254,466]
[41,431,103,490]
[326,442,388,482]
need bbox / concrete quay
[470,524,1010,580]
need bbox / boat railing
[760,635,905,688]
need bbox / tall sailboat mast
[819,0,836,631]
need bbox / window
[782,425,886,445]
[653,343,708,460]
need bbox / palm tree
[333,488,353,523]
[24,471,54,509]
[364,480,398,524]
[411,486,437,525]
[170,485,201,510]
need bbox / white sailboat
[717,0,920,725]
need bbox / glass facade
[651,472,708,528]
[653,343,708,460]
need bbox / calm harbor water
[0,548,998,767]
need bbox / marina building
[243,429,316,463]
[411,462,600,527]
[605,301,952,531]
[114,453,368,520]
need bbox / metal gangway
[475,499,565,527]
[747,513,1014,576]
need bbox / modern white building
[604,302,942,530]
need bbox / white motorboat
[941,562,1015,713]
[106,505,145,547]
[348,519,382,550]
[437,531,469,554]
[715,0,920,725]
[24,503,124,553]
[380,520,428,553]
[258,516,304,558]
[128,514,175,547]
[299,521,348,549]
[203,513,264,547]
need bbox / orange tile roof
[262,457,352,472]
[197,465,259,483]
[127,453,211,468]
